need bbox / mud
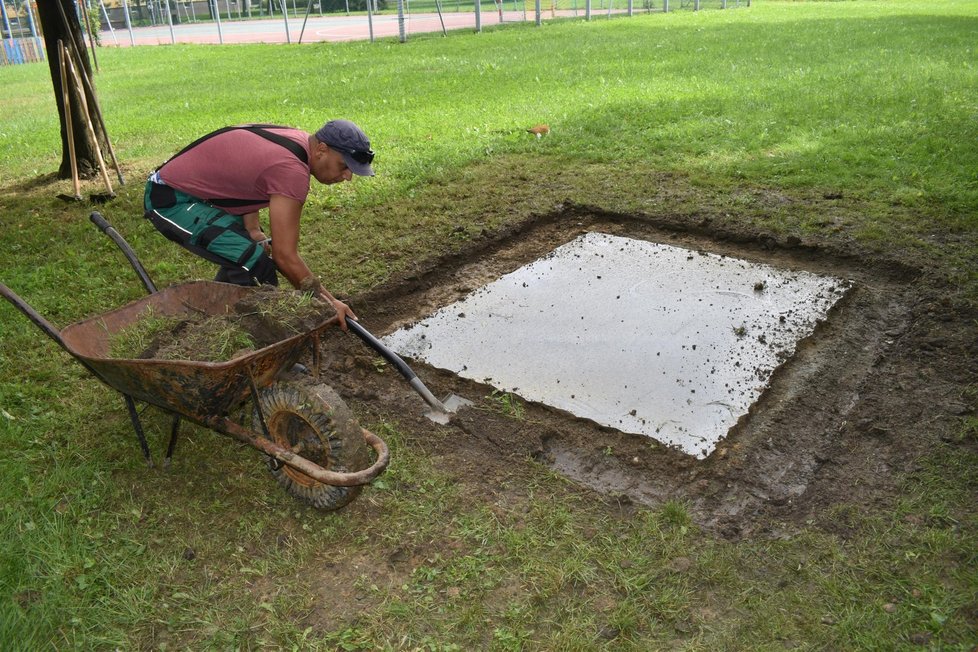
[309,208,977,539]
[380,232,850,458]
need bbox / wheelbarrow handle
[0,282,109,386]
[0,282,67,351]
[90,211,158,295]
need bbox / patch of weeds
[484,390,525,419]
[923,502,959,529]
[106,287,332,362]
[322,626,375,651]
[955,415,978,444]
[658,500,692,531]
[233,285,329,342]
[606,600,641,637]
[248,287,323,336]
[963,382,978,404]
[492,623,533,651]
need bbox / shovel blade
[423,393,473,424]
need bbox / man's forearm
[242,212,260,232]
[273,251,314,290]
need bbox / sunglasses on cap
[334,146,375,165]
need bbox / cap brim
[342,153,375,177]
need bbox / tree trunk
[36,0,108,180]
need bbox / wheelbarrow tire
[254,382,372,511]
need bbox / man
[143,119,375,330]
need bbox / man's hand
[329,298,358,332]
[299,275,358,331]
[249,229,272,253]
[243,212,267,249]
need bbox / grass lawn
[1,0,976,649]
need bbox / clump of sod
[106,287,331,362]
[107,306,184,360]
[233,285,328,345]
[149,315,256,362]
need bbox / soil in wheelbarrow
[108,286,331,362]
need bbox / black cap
[314,119,375,176]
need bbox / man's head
[312,120,375,183]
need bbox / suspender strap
[245,125,309,165]
[157,124,309,169]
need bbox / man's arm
[242,211,270,252]
[267,194,357,330]
[242,211,262,239]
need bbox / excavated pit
[316,211,920,535]
[381,232,850,459]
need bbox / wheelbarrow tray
[61,280,333,425]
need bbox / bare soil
[308,206,977,539]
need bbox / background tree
[35,0,109,180]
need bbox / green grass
[1,0,977,648]
[4,0,977,210]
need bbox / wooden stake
[63,43,113,197]
[59,19,125,186]
[58,40,81,200]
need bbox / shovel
[345,319,471,425]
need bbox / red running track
[99,9,629,46]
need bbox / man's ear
[310,140,324,161]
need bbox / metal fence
[1,0,44,63]
[1,0,748,64]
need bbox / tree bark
[36,0,108,180]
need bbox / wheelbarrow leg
[164,415,181,468]
[247,373,280,471]
[123,395,154,467]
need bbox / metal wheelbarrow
[0,212,389,511]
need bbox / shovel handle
[345,319,417,382]
[345,318,455,417]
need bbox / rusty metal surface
[214,417,390,487]
[59,281,335,420]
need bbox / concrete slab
[382,233,849,457]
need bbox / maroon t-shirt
[158,127,312,215]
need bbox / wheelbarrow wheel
[253,382,371,511]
